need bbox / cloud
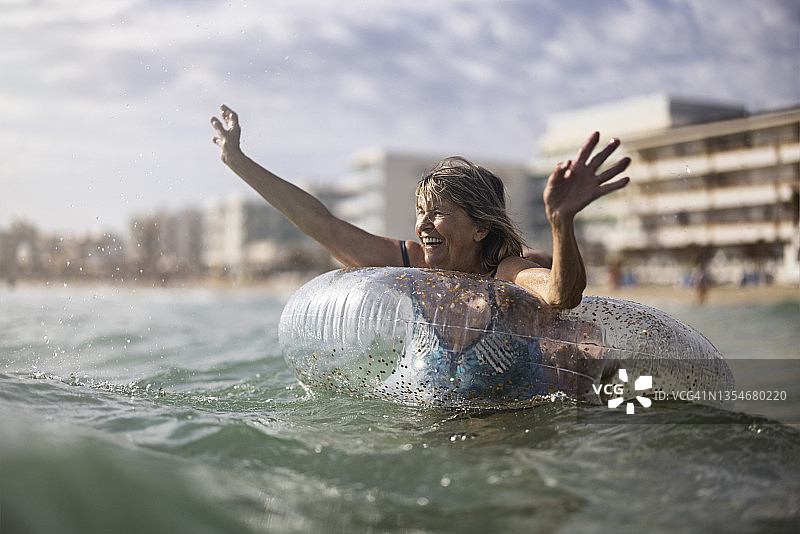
[1,0,797,233]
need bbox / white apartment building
[338,149,536,245]
[533,93,800,285]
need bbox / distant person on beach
[211,104,631,309]
[691,261,713,305]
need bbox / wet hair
[415,156,527,272]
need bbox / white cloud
[1,0,797,233]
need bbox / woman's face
[415,196,488,273]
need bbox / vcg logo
[591,368,653,414]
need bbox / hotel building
[532,94,800,286]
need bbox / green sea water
[1,284,798,533]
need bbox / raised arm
[211,105,403,267]
[500,132,630,308]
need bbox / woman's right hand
[211,104,242,164]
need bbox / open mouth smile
[422,237,444,247]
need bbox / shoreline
[5,275,798,307]
[586,282,800,307]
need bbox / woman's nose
[416,212,433,230]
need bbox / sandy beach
[585,282,800,308]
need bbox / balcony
[640,220,796,249]
[634,183,795,216]
[633,144,800,183]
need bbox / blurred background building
[337,149,533,243]
[2,94,798,287]
[531,93,799,286]
[202,195,336,282]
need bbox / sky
[2,0,798,236]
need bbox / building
[0,221,125,283]
[128,208,204,281]
[203,196,334,279]
[339,149,537,245]
[532,93,800,285]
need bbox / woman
[211,104,630,309]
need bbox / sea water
[1,284,798,533]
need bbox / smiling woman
[211,104,631,309]
[413,156,527,276]
[415,197,488,273]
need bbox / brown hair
[415,156,526,272]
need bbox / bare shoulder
[496,256,551,301]
[523,248,553,269]
[496,256,548,282]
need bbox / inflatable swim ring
[279,267,734,410]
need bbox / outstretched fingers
[597,157,631,197]
[220,104,238,127]
[598,176,630,197]
[587,138,621,171]
[597,157,631,183]
[211,105,241,149]
[210,116,223,144]
[574,132,600,165]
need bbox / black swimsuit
[400,242,544,403]
[400,240,411,268]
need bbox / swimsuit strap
[400,240,410,268]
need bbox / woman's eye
[415,208,445,219]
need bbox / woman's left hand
[543,132,630,225]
